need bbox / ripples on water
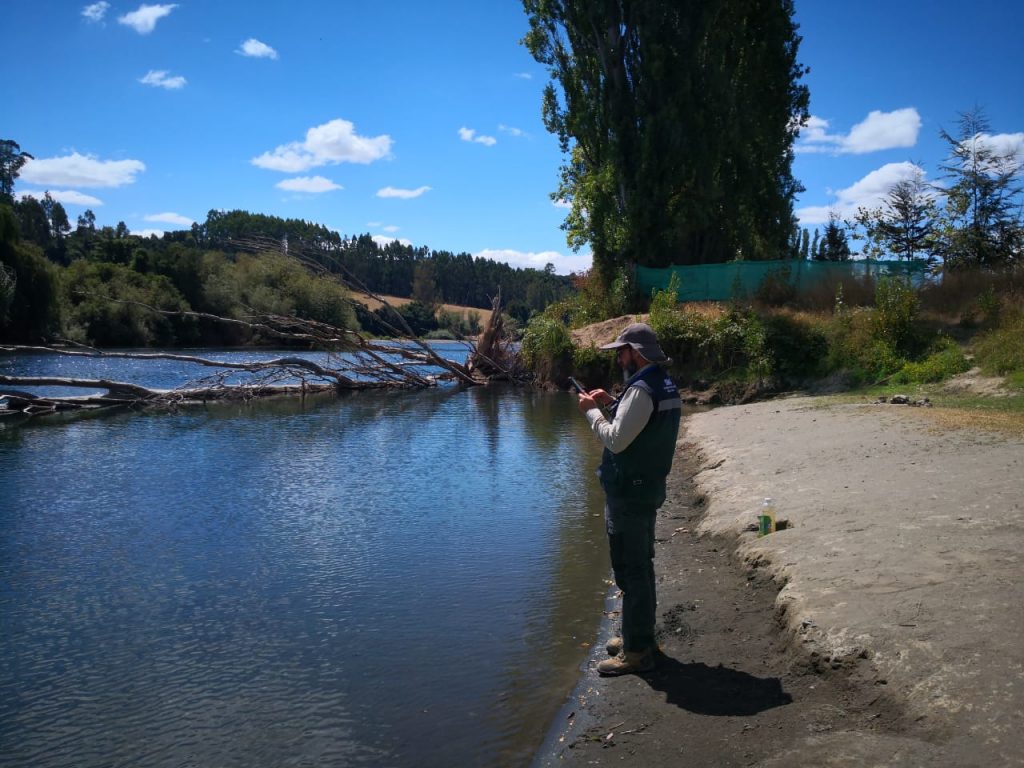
[0,350,608,767]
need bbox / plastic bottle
[758,497,776,537]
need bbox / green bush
[973,309,1024,376]
[872,277,921,354]
[62,260,194,347]
[571,342,602,369]
[762,313,828,379]
[541,267,632,329]
[825,308,904,384]
[649,279,774,381]
[395,300,439,336]
[520,315,574,370]
[892,337,970,384]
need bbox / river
[0,346,609,767]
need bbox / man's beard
[622,362,637,381]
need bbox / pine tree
[854,169,936,261]
[935,108,1023,268]
[817,212,851,262]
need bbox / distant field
[351,291,493,326]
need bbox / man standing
[577,323,681,676]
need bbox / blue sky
[5,1,1023,273]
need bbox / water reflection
[0,371,607,767]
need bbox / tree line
[195,209,571,317]
[848,109,1022,269]
[0,143,572,346]
[785,109,1023,268]
[522,2,1021,300]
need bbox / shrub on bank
[872,277,923,355]
[973,307,1024,377]
[761,311,829,379]
[62,260,194,347]
[824,306,905,384]
[891,336,970,384]
[520,315,575,381]
[648,278,773,383]
[521,269,1015,395]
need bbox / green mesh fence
[636,259,933,302]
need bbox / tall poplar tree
[522,0,809,284]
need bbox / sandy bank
[687,397,1024,765]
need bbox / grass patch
[915,400,1024,437]
[826,381,1024,437]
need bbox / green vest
[598,365,682,502]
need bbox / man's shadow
[640,653,792,716]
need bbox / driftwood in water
[465,291,522,382]
[0,338,465,417]
[1,236,529,419]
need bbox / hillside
[351,292,493,328]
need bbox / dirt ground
[535,397,1024,768]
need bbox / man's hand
[577,392,598,414]
[577,388,613,414]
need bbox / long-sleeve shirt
[584,382,653,454]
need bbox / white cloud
[132,228,165,238]
[498,124,527,138]
[81,2,109,22]
[372,235,413,247]
[236,38,278,59]
[552,198,571,209]
[144,211,193,226]
[961,132,1024,174]
[514,72,533,80]
[20,152,145,188]
[252,118,392,172]
[118,3,177,34]
[16,189,104,206]
[797,108,921,155]
[975,132,1024,160]
[275,175,342,193]
[139,70,186,89]
[475,248,592,274]
[366,221,382,227]
[381,225,400,233]
[376,186,431,199]
[845,109,921,153]
[796,161,928,225]
[458,127,497,147]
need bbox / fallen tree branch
[1,234,532,419]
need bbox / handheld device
[568,376,587,395]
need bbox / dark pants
[605,494,662,653]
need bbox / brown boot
[597,649,655,676]
[605,636,623,657]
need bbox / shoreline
[535,395,1024,767]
